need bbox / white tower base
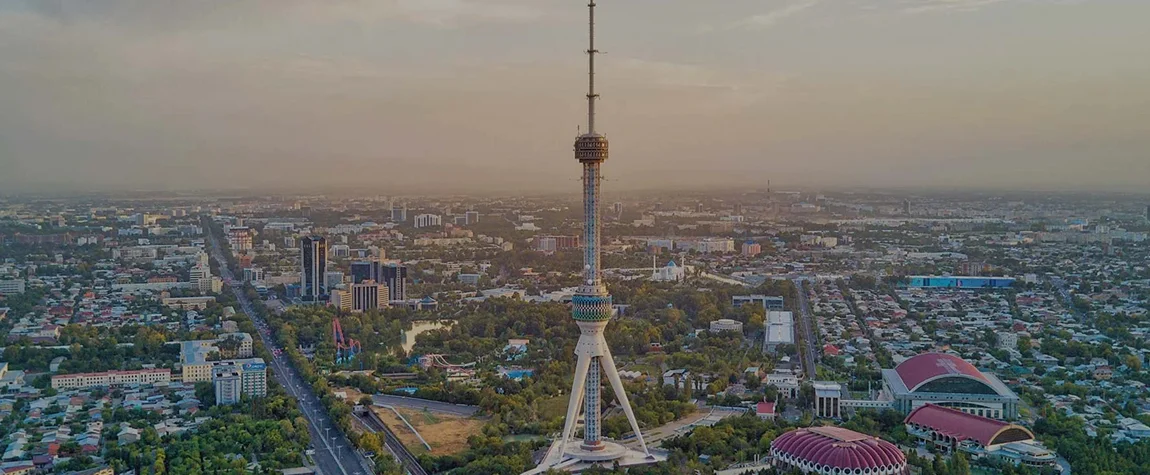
[523,320,665,474]
[524,440,665,475]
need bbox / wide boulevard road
[792,278,818,380]
[207,231,375,475]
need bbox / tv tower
[539,1,655,469]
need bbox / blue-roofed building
[907,276,1015,289]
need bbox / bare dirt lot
[373,406,485,456]
[336,385,484,456]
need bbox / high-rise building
[391,204,407,223]
[696,203,704,213]
[465,210,479,225]
[212,358,267,406]
[1145,204,1149,221]
[414,214,442,228]
[190,263,214,294]
[350,260,379,284]
[903,199,912,216]
[380,263,407,302]
[213,368,241,405]
[300,236,328,302]
[227,227,253,251]
[539,3,657,471]
[613,202,623,215]
[329,289,353,312]
[351,281,389,313]
[741,240,762,257]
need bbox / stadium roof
[905,404,1033,447]
[895,353,988,392]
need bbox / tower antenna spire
[587,1,599,135]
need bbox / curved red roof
[895,353,988,392]
[771,427,906,471]
[904,404,1033,447]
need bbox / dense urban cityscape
[1,186,1148,474]
[3,1,1150,475]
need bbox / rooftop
[905,404,1034,447]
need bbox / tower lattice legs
[558,353,591,457]
[601,349,651,456]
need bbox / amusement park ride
[418,354,476,380]
[333,318,362,364]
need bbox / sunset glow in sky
[1,0,1148,192]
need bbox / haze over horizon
[2,0,1148,193]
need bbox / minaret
[557,0,651,459]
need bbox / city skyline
[2,0,1149,193]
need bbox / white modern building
[415,214,443,228]
[651,260,686,282]
[0,279,25,296]
[212,358,267,405]
[51,369,171,390]
[709,319,744,333]
[765,311,795,353]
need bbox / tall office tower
[380,263,407,302]
[350,260,379,284]
[613,202,623,215]
[544,2,655,470]
[696,202,704,213]
[734,203,743,215]
[351,281,389,313]
[300,236,328,302]
[465,210,479,225]
[391,204,407,223]
[904,199,912,216]
[1145,204,1149,221]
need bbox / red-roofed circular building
[771,426,908,475]
[882,353,1021,419]
[895,353,988,393]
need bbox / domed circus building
[770,426,908,475]
[881,353,1020,419]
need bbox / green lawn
[537,395,570,420]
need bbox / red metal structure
[333,318,362,364]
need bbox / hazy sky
[1,0,1148,194]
